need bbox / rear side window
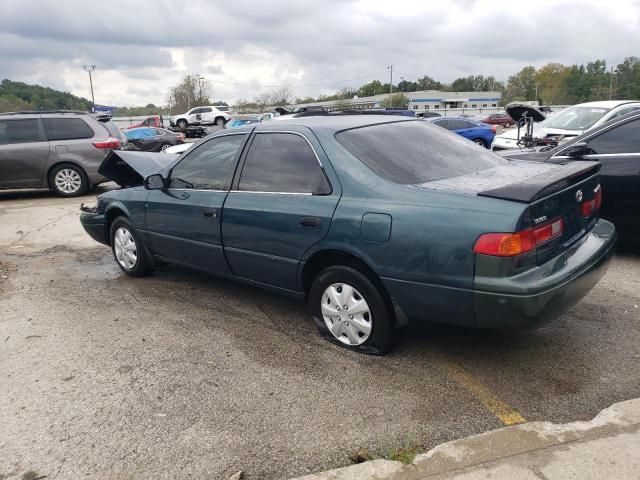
[238,133,331,194]
[43,118,94,141]
[336,120,507,184]
[587,119,640,154]
[170,134,247,190]
[449,119,471,129]
[0,119,43,144]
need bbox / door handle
[299,216,321,229]
[201,207,218,219]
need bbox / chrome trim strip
[584,153,640,158]
[231,190,313,196]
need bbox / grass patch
[349,444,422,465]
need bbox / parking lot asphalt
[1,187,639,480]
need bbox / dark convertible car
[81,116,616,354]
[503,111,640,237]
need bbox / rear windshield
[335,120,507,184]
[101,120,126,141]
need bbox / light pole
[387,65,393,107]
[82,65,96,112]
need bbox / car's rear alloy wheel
[49,164,88,197]
[109,217,153,277]
[473,138,487,148]
[309,265,394,355]
[160,144,171,152]
[215,117,226,126]
[321,283,372,346]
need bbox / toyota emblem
[575,189,583,202]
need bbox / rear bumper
[473,219,616,329]
[80,212,109,245]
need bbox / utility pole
[82,65,96,112]
[534,83,538,102]
[387,65,393,107]
[609,66,614,100]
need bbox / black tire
[109,216,153,277]
[214,117,226,126]
[158,143,171,152]
[49,163,89,197]
[473,138,487,148]
[176,119,188,129]
[309,265,394,355]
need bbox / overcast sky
[1,0,639,107]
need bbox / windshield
[336,120,507,184]
[540,106,609,131]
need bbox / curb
[290,398,640,480]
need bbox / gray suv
[0,110,126,197]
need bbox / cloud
[0,0,638,106]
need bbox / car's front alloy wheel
[114,227,138,270]
[109,217,153,277]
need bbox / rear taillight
[93,137,121,149]
[491,126,497,133]
[580,185,602,217]
[474,217,564,257]
[176,133,185,141]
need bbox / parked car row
[80,114,617,354]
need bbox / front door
[222,130,340,292]
[0,118,49,187]
[145,133,249,273]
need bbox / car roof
[251,115,417,134]
[572,100,640,109]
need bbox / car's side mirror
[144,174,166,190]
[565,141,590,158]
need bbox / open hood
[98,150,176,187]
[505,102,547,123]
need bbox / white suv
[170,105,232,128]
[492,100,640,151]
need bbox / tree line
[0,79,92,112]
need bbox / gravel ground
[1,187,639,479]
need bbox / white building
[290,90,503,116]
[407,90,502,116]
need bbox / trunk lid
[98,150,176,187]
[421,160,602,264]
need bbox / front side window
[43,118,94,141]
[336,120,507,184]
[0,119,42,145]
[169,134,247,190]
[238,133,331,194]
[586,119,640,154]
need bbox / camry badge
[575,190,583,202]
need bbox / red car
[126,115,163,129]
[476,113,514,128]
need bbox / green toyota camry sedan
[80,115,616,354]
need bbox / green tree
[504,66,537,103]
[614,57,640,99]
[380,93,409,108]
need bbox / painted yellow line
[441,360,527,426]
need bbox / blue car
[428,116,496,148]
[226,117,261,128]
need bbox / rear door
[200,107,214,124]
[0,117,49,187]
[42,117,100,169]
[577,118,640,227]
[221,129,339,292]
[145,133,248,273]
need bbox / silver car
[0,110,125,196]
